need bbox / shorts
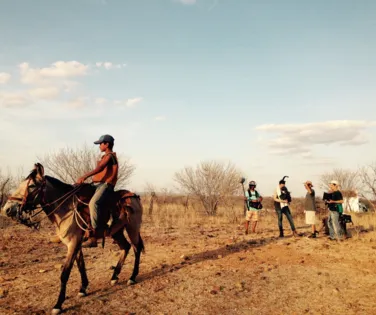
[246,210,259,222]
[305,211,316,225]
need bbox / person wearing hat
[304,181,318,238]
[76,134,118,248]
[273,176,299,238]
[244,180,263,234]
[327,180,344,241]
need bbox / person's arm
[304,183,313,195]
[273,192,283,203]
[76,155,112,184]
[329,191,343,204]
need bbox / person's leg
[276,209,284,237]
[283,207,299,237]
[88,183,107,230]
[251,211,259,233]
[331,211,343,240]
[283,207,296,231]
[245,211,251,235]
[328,211,335,240]
[83,183,111,248]
[306,211,317,238]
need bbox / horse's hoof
[127,279,137,286]
[110,279,118,286]
[78,291,87,297]
[51,308,62,315]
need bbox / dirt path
[1,221,376,315]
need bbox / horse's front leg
[52,240,80,315]
[75,248,89,297]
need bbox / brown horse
[1,163,144,315]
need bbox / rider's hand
[76,177,86,184]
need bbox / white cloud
[103,62,113,70]
[28,86,60,100]
[65,97,88,109]
[0,91,30,107]
[95,97,108,105]
[154,116,166,121]
[0,72,11,84]
[114,97,143,107]
[62,80,79,92]
[95,61,126,70]
[19,61,89,85]
[178,0,197,4]
[256,120,376,156]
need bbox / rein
[7,179,85,226]
[30,184,84,220]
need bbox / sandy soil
[1,216,376,315]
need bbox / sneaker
[307,233,316,239]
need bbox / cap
[249,181,256,186]
[330,180,339,186]
[93,134,114,145]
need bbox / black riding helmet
[249,180,257,187]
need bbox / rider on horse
[76,134,118,248]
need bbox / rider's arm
[81,155,112,180]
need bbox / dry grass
[1,199,376,314]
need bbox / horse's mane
[45,176,74,193]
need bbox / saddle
[75,184,140,237]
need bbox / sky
[0,0,376,197]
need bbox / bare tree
[319,168,360,191]
[38,144,135,188]
[358,162,376,200]
[0,168,20,207]
[174,160,242,216]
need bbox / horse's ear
[34,163,44,182]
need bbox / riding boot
[82,230,98,248]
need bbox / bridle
[8,177,46,210]
[6,175,83,229]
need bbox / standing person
[244,181,263,234]
[326,180,344,241]
[76,134,119,248]
[304,180,318,238]
[273,176,299,238]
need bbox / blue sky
[0,0,375,196]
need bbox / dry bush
[38,144,135,188]
[174,160,242,216]
[358,162,376,200]
[319,168,360,191]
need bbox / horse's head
[1,163,46,228]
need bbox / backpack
[247,189,263,210]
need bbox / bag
[336,203,344,214]
[247,190,263,210]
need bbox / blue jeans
[276,206,296,235]
[89,182,114,229]
[328,210,343,240]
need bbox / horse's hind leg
[126,228,144,285]
[52,240,80,315]
[76,248,89,297]
[110,229,131,285]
